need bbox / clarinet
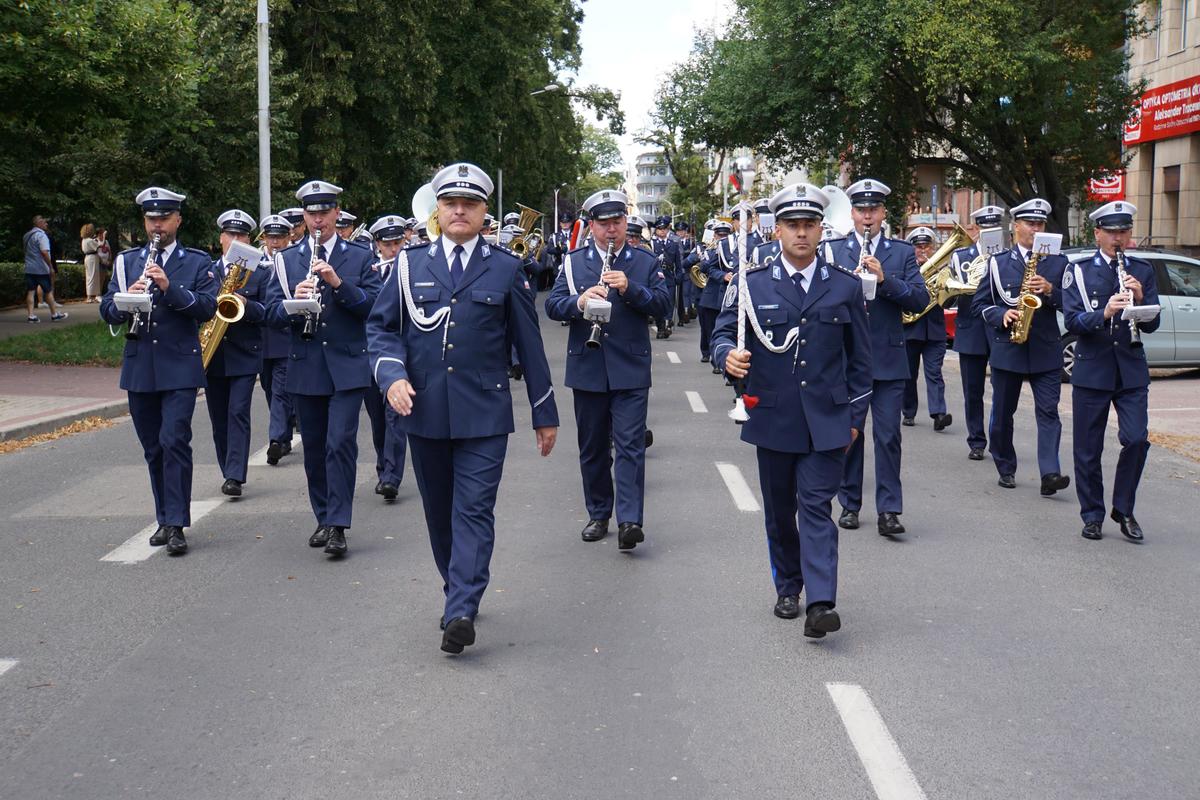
[1114,246,1142,349]
[301,229,323,342]
[584,240,616,350]
[126,232,161,340]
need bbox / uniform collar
[439,234,478,264]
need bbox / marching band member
[204,210,269,497]
[281,207,306,244]
[950,206,1005,460]
[972,198,1070,495]
[100,186,218,556]
[698,218,735,370]
[901,226,952,431]
[363,214,410,500]
[825,179,928,536]
[676,221,700,324]
[334,210,357,240]
[712,183,872,637]
[259,214,297,465]
[263,180,380,557]
[367,163,559,655]
[649,215,680,339]
[546,190,672,550]
[1064,202,1160,541]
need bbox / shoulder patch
[118,246,141,257]
[1063,270,1074,289]
[829,262,858,278]
[186,247,210,257]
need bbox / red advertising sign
[1123,74,1200,145]
[1087,171,1125,201]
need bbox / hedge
[1,262,89,307]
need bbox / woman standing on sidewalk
[81,223,102,302]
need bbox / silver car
[1059,249,1200,380]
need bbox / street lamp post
[256,0,270,222]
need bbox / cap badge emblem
[312,183,319,191]
[864,181,873,189]
[457,165,469,177]
[150,189,159,199]
[602,192,610,200]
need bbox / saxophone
[1008,247,1044,344]
[199,252,252,369]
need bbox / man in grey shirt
[23,215,67,322]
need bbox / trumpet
[126,232,161,340]
[301,229,324,342]
[584,240,616,350]
[1114,246,1142,348]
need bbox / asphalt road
[1,309,1198,799]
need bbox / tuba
[411,182,441,240]
[510,204,545,260]
[900,223,975,323]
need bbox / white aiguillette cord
[397,249,452,358]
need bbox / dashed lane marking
[686,391,708,413]
[715,462,760,512]
[0,659,16,679]
[100,500,222,564]
[666,351,681,364]
[827,683,928,800]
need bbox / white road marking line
[686,391,708,413]
[827,683,928,800]
[248,437,303,467]
[100,500,222,564]
[666,351,681,364]
[1150,407,1200,412]
[0,659,16,678]
[715,462,760,512]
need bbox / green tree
[570,122,623,201]
[655,0,1148,237]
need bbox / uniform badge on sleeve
[1091,299,1099,309]
[1063,271,1073,289]
[723,283,737,308]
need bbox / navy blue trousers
[128,389,197,527]
[903,338,948,418]
[293,389,364,527]
[259,357,294,444]
[363,380,406,485]
[839,379,905,514]
[988,368,1061,478]
[757,446,843,607]
[205,373,255,483]
[683,279,701,311]
[573,388,649,525]
[958,353,989,451]
[1072,384,1150,523]
[407,433,508,621]
[698,307,718,358]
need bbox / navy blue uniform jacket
[972,246,1068,374]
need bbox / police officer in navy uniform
[263,180,381,557]
[259,214,297,465]
[100,186,218,555]
[712,183,872,637]
[546,189,672,551]
[649,215,680,338]
[950,206,1005,460]
[334,210,357,240]
[676,221,700,324]
[901,226,952,431]
[204,210,270,497]
[972,198,1070,495]
[363,214,410,500]
[280,207,306,245]
[1064,201,1160,541]
[367,163,559,655]
[824,179,928,536]
[698,219,735,369]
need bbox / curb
[0,398,129,443]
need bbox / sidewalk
[0,361,126,442]
[0,299,101,341]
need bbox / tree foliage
[651,0,1147,236]
[0,0,622,257]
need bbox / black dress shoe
[280,440,292,456]
[877,512,906,536]
[998,474,1016,489]
[309,525,331,548]
[774,594,801,619]
[379,482,398,500]
[933,412,953,431]
[656,329,668,339]
[149,525,169,546]
[374,480,385,495]
[968,447,985,461]
[838,509,859,530]
[221,478,243,497]
[711,366,722,374]
[617,522,645,551]
[1040,472,1070,496]
[644,429,654,448]
[803,604,841,639]
[902,416,915,427]
[581,518,609,542]
[1111,510,1144,542]
[164,526,187,556]
[266,440,283,465]
[441,616,476,654]
[1081,521,1103,540]
[700,354,710,363]
[324,527,347,557]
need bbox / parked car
[1058,248,1200,381]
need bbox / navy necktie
[792,271,807,303]
[154,249,164,267]
[450,245,465,288]
[317,245,327,262]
